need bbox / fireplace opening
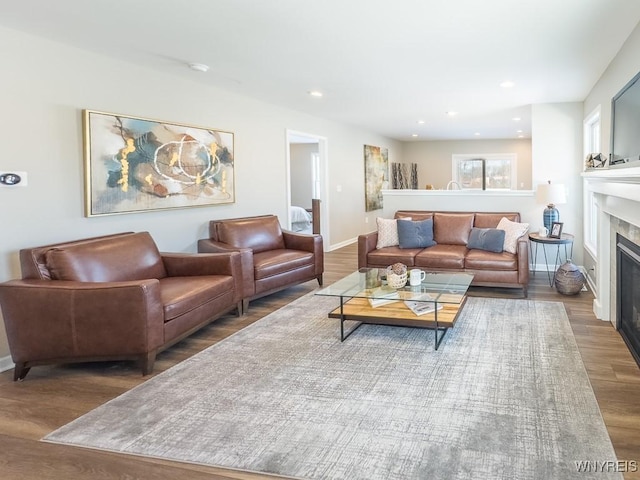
[617,234,640,368]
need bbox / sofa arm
[516,236,530,285]
[0,279,165,364]
[162,252,244,303]
[283,232,324,275]
[197,240,255,298]
[358,231,378,269]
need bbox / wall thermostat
[0,171,28,187]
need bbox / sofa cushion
[465,250,518,270]
[397,218,437,249]
[366,246,421,267]
[45,232,167,282]
[217,216,285,253]
[253,249,314,280]
[376,218,400,249]
[414,244,467,269]
[467,228,505,253]
[160,275,235,321]
[433,213,474,245]
[497,217,529,254]
[474,212,520,228]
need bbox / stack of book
[366,286,400,307]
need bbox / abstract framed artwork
[83,110,234,216]
[364,144,389,212]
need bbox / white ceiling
[1,0,639,141]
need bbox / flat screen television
[611,70,640,166]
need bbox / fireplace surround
[617,233,640,366]
[583,166,640,363]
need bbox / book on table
[404,293,443,316]
[365,286,400,307]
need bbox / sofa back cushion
[45,232,167,282]
[433,213,474,245]
[216,215,285,253]
[474,212,520,228]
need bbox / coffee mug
[409,269,426,286]
[539,227,548,237]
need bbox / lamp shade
[536,182,567,206]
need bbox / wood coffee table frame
[317,269,473,350]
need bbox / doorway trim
[285,129,329,250]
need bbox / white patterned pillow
[497,217,529,254]
[376,218,400,249]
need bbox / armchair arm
[162,252,244,303]
[162,251,241,277]
[0,279,165,364]
[358,231,378,269]
[283,232,324,276]
[197,240,255,298]
[516,236,530,285]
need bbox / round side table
[528,232,574,287]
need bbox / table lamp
[537,181,567,231]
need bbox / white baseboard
[0,355,14,373]
[328,237,357,251]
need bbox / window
[583,106,601,256]
[452,154,517,190]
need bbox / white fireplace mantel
[582,166,640,323]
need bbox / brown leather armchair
[0,232,243,380]
[198,215,323,312]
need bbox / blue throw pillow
[467,228,505,253]
[397,219,437,249]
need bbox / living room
[1,1,640,479]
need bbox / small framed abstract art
[83,110,235,216]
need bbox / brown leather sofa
[0,232,243,381]
[358,211,529,296]
[198,215,323,312]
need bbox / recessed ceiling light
[518,135,524,138]
[188,63,209,72]
[446,111,458,117]
[309,90,323,97]
[474,132,481,136]
[417,120,425,124]
[512,117,521,121]
[516,130,523,133]
[411,134,419,137]
[500,81,515,88]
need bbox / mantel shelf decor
[84,110,235,216]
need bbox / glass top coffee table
[315,268,474,349]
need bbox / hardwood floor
[1,242,639,479]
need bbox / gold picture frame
[83,110,235,216]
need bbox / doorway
[285,129,329,250]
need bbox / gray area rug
[44,295,621,479]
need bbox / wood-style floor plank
[1,243,639,479]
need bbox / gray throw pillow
[397,219,437,249]
[467,228,505,253]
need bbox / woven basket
[386,272,407,289]
[554,260,585,295]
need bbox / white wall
[584,23,640,162]
[401,139,532,190]
[0,26,401,360]
[531,103,584,267]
